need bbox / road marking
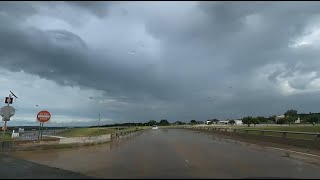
[267,146,320,158]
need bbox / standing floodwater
[12,129,320,179]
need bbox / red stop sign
[37,110,51,123]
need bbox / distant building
[207,119,220,124]
[234,120,243,125]
[295,117,301,124]
[275,115,301,123]
[18,128,24,133]
[218,120,229,125]
[275,115,285,121]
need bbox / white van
[152,125,158,129]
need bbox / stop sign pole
[38,122,41,140]
[2,94,13,142]
[36,110,51,140]
[3,97,9,141]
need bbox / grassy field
[202,125,320,140]
[246,125,320,132]
[194,124,320,132]
[58,126,150,138]
[58,128,117,137]
[0,131,12,141]
[237,125,320,140]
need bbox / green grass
[233,125,320,139]
[245,126,320,140]
[189,125,320,141]
[0,131,12,141]
[202,124,320,132]
[246,125,320,132]
[120,126,149,131]
[242,125,320,140]
[235,129,317,140]
[58,126,148,138]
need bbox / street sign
[37,110,51,123]
[0,106,15,121]
[4,97,13,104]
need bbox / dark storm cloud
[0,1,37,19]
[141,1,320,118]
[64,1,114,18]
[0,9,173,105]
[144,2,320,77]
[2,1,320,123]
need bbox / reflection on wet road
[12,129,320,178]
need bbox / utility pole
[97,113,101,135]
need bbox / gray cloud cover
[1,1,320,125]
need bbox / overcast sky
[1,1,320,126]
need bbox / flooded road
[12,129,320,179]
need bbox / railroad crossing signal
[4,97,13,104]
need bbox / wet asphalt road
[12,128,320,179]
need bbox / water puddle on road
[188,129,320,166]
[11,132,143,173]
[7,129,320,179]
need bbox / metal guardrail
[253,129,320,135]
[178,125,320,142]
[110,129,143,141]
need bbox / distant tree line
[16,109,318,129]
[98,119,171,127]
[97,119,206,127]
[241,116,274,127]
[94,109,320,128]
[241,109,320,127]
